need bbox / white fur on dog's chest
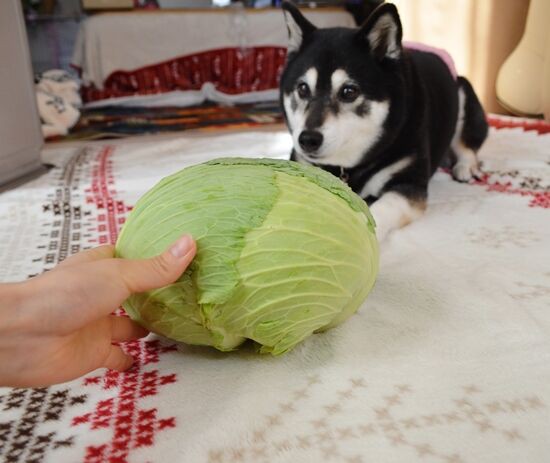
[359,156,412,198]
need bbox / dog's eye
[297,82,311,99]
[339,85,359,103]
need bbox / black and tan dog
[280,1,488,240]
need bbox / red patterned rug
[49,101,284,142]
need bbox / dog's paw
[452,160,482,183]
[369,191,425,243]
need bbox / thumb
[118,235,196,294]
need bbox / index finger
[57,245,115,268]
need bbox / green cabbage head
[116,158,378,355]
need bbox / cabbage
[116,158,378,354]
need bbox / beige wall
[392,0,530,114]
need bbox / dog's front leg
[369,189,427,241]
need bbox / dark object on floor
[49,101,284,141]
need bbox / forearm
[0,282,30,334]
[0,281,34,386]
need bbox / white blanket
[0,118,549,463]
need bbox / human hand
[0,235,196,388]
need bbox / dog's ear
[282,1,316,54]
[358,3,402,61]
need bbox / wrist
[0,281,39,387]
[0,281,33,335]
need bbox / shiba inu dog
[280,1,488,240]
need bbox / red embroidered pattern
[472,175,550,209]
[81,46,287,103]
[487,115,550,135]
[479,117,550,208]
[73,341,177,463]
[74,147,179,463]
[85,146,132,245]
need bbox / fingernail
[169,235,193,258]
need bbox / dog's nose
[298,131,323,153]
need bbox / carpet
[1,117,549,463]
[48,101,284,141]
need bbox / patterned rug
[1,117,549,463]
[48,101,284,142]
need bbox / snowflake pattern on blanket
[0,117,549,463]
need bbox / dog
[280,1,488,240]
